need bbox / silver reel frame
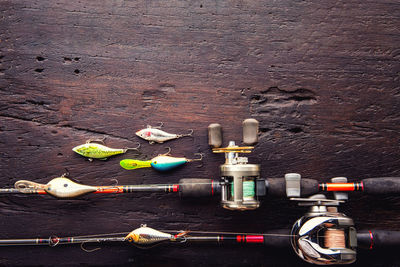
[290,195,357,265]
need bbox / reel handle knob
[208,123,222,148]
[242,118,259,145]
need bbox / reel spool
[290,194,357,265]
[208,119,264,211]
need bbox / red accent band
[94,187,122,194]
[211,180,214,196]
[220,235,223,241]
[369,230,374,250]
[173,184,179,192]
[245,235,264,243]
[361,181,364,191]
[236,235,242,243]
[324,183,357,191]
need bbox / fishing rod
[1,195,398,265]
[1,172,399,207]
[205,119,400,210]
[2,118,399,207]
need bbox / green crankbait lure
[72,139,140,161]
[120,149,203,172]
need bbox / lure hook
[183,129,194,137]
[147,122,163,129]
[85,137,106,144]
[109,178,119,186]
[14,180,44,191]
[187,153,204,162]
[61,169,70,178]
[154,122,163,129]
[174,230,190,241]
[80,240,101,253]
[186,153,204,168]
[122,142,141,153]
[161,147,171,156]
[178,236,187,243]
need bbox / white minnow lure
[136,124,193,144]
[124,225,188,247]
[14,175,97,198]
[72,139,140,161]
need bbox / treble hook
[147,122,163,129]
[183,129,194,137]
[154,122,163,129]
[85,137,106,144]
[187,153,203,162]
[61,169,70,178]
[178,236,187,243]
[80,241,101,253]
[161,147,171,156]
[174,230,190,240]
[109,178,119,186]
[187,153,203,168]
[123,142,141,153]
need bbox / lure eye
[153,161,157,165]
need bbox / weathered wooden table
[0,0,399,266]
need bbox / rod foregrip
[266,178,319,197]
[178,179,221,198]
[357,230,400,249]
[263,229,291,247]
[362,177,400,195]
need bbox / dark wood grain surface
[0,0,399,266]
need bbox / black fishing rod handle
[362,177,400,195]
[265,178,319,197]
[357,230,400,249]
[262,229,291,247]
[178,179,221,198]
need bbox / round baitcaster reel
[208,119,263,211]
[217,141,260,211]
[290,195,357,265]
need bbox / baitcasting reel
[208,119,265,210]
[290,194,357,265]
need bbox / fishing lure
[136,123,193,144]
[14,174,97,198]
[120,148,203,172]
[124,224,188,247]
[72,139,140,161]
